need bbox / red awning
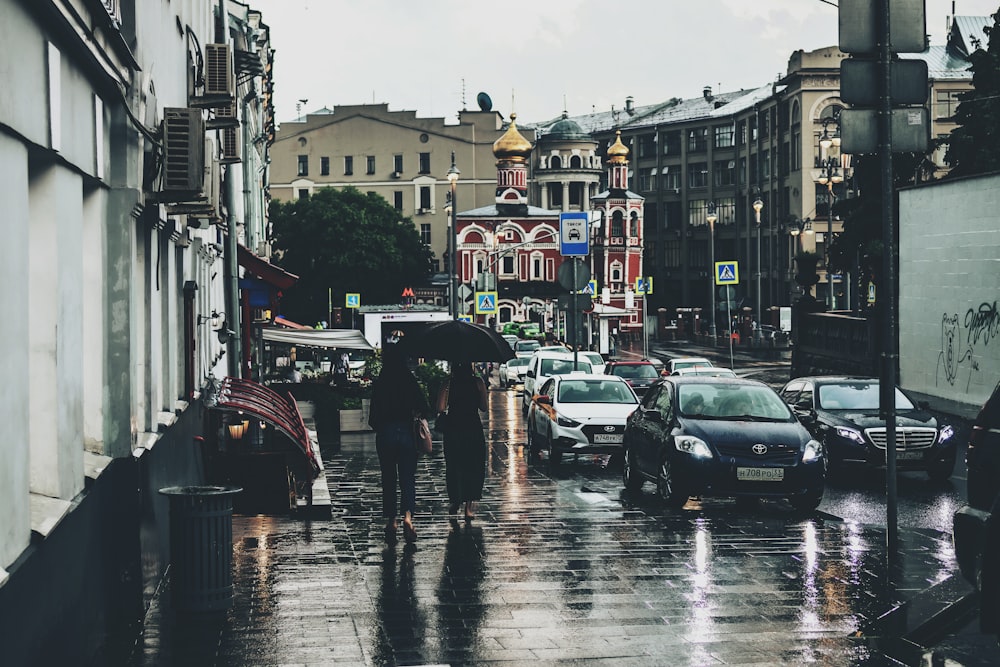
[213,377,320,479]
[237,244,299,290]
[273,316,311,329]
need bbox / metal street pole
[447,153,460,319]
[707,202,718,339]
[752,196,763,339]
[827,187,835,310]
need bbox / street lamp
[706,201,718,338]
[752,194,763,336]
[814,118,846,311]
[446,152,460,319]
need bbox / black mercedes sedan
[778,376,956,481]
[622,377,825,511]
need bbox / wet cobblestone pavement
[123,377,976,667]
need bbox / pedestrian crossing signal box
[715,262,739,285]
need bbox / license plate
[897,450,925,460]
[737,467,784,481]
[593,434,623,443]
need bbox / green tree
[269,187,434,324]
[945,10,1000,177]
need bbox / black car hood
[679,418,812,449]
[818,410,937,429]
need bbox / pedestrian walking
[435,361,488,522]
[368,342,430,543]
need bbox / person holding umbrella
[435,361,489,522]
[367,338,430,543]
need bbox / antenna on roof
[461,78,467,111]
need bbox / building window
[638,134,655,157]
[344,156,353,175]
[393,154,403,173]
[639,168,656,191]
[762,149,771,179]
[393,191,403,210]
[713,159,735,187]
[419,152,430,174]
[935,90,962,120]
[297,188,309,200]
[662,131,681,156]
[629,212,639,237]
[665,239,681,268]
[419,185,431,209]
[570,155,582,168]
[714,124,734,148]
[791,129,801,170]
[662,166,681,191]
[715,197,736,224]
[297,155,308,176]
[611,210,624,237]
[610,261,623,283]
[550,155,562,169]
[750,116,758,142]
[688,128,708,152]
[689,199,710,227]
[320,157,329,175]
[420,223,431,245]
[366,155,376,175]
[687,162,708,188]
[531,253,543,280]
[738,120,747,146]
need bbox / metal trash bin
[159,485,242,613]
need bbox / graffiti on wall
[936,301,1000,390]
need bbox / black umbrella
[401,320,514,363]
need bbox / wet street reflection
[129,382,963,666]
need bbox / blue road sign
[559,212,589,256]
[346,293,361,308]
[475,291,498,314]
[715,262,739,285]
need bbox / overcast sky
[246,0,1000,126]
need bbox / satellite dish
[477,92,493,112]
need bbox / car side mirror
[918,400,930,410]
[641,407,662,421]
[536,395,551,405]
[526,370,535,378]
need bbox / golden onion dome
[493,113,533,161]
[606,129,629,164]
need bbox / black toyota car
[778,376,956,480]
[622,377,825,511]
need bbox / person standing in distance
[368,340,429,543]
[436,362,488,522]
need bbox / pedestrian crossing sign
[458,314,473,322]
[867,282,876,304]
[580,279,598,296]
[715,262,739,285]
[635,276,653,295]
[346,293,361,308]
[475,291,498,314]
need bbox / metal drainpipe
[224,166,242,378]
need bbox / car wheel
[656,456,688,508]
[926,456,955,482]
[548,433,562,466]
[789,491,823,513]
[622,445,643,493]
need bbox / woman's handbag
[414,417,433,454]
[435,380,451,433]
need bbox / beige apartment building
[269,104,536,273]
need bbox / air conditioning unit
[204,44,234,98]
[220,126,241,163]
[391,171,401,179]
[169,137,219,225]
[160,107,205,196]
[208,102,239,130]
[417,207,430,214]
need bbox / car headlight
[674,435,713,459]
[557,415,581,427]
[802,439,823,462]
[938,425,955,443]
[835,426,866,446]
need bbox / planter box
[339,399,372,433]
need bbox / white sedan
[498,357,530,387]
[526,374,639,465]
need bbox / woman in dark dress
[368,345,430,542]
[435,362,488,521]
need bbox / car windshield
[540,358,592,376]
[612,364,658,379]
[558,379,637,404]
[817,382,915,410]
[515,341,540,353]
[507,358,530,368]
[678,384,793,420]
[674,360,710,370]
[581,353,604,366]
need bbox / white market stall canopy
[262,328,374,351]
